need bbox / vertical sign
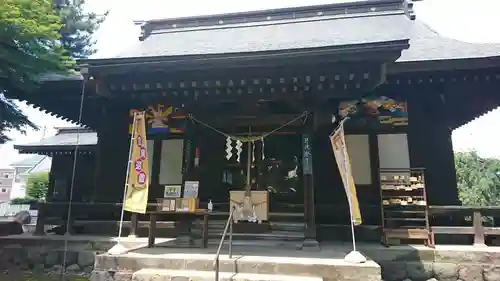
[302,134,313,175]
[330,123,362,225]
[124,111,150,214]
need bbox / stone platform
[1,234,500,281]
[92,246,381,281]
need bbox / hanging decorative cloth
[235,140,243,162]
[261,138,265,160]
[188,111,308,144]
[252,140,255,163]
[225,137,233,160]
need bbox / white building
[9,155,52,199]
[0,168,15,202]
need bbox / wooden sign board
[183,181,199,198]
[164,185,182,198]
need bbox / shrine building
[12,0,500,244]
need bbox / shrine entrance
[190,111,308,224]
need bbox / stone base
[299,238,320,252]
[233,222,271,234]
[132,269,323,281]
[94,250,381,281]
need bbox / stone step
[132,268,323,281]
[95,251,382,281]
[194,221,305,232]
[199,238,302,249]
[202,212,305,223]
[148,238,303,250]
[192,230,305,241]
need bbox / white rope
[188,111,308,142]
[61,75,87,277]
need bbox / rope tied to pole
[188,111,309,142]
[61,73,88,278]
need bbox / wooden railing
[429,206,500,246]
[32,202,500,247]
[33,202,157,236]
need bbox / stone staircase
[191,215,306,248]
[91,247,382,281]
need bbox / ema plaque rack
[379,168,434,247]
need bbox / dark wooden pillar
[150,140,162,201]
[301,112,319,250]
[181,121,195,194]
[92,120,103,201]
[176,121,195,246]
[96,102,130,225]
[407,88,459,206]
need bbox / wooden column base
[300,238,320,251]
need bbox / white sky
[0,0,499,167]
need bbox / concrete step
[201,238,302,249]
[95,251,382,281]
[132,268,323,281]
[192,230,305,241]
[194,221,305,232]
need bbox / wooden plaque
[157,198,177,211]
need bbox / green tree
[0,0,106,143]
[58,0,107,59]
[26,171,49,200]
[455,151,500,206]
[0,0,70,143]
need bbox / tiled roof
[398,20,500,62]
[13,127,97,153]
[116,13,412,59]
[111,1,500,64]
[9,155,46,168]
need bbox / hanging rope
[60,73,87,278]
[188,111,308,142]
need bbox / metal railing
[213,206,235,281]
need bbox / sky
[1,0,500,167]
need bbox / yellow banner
[124,111,150,214]
[330,123,362,225]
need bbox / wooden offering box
[230,190,269,222]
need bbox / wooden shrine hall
[11,0,500,246]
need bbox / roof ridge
[402,0,416,20]
[148,10,405,37]
[139,0,407,40]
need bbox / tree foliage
[0,94,36,143]
[10,196,38,205]
[455,151,500,206]
[26,171,49,200]
[0,0,106,143]
[58,0,107,59]
[0,0,70,143]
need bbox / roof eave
[14,145,96,154]
[389,56,500,73]
[83,40,410,75]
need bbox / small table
[147,210,210,248]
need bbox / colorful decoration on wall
[339,96,408,126]
[129,105,186,134]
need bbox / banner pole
[108,111,138,255]
[341,122,357,252]
[337,120,366,264]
